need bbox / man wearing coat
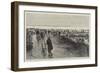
[47,31,53,58]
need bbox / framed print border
[11,1,98,71]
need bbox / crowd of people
[26,28,89,59]
[26,28,53,58]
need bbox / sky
[25,11,90,29]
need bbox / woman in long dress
[31,31,43,58]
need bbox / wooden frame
[11,1,97,71]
